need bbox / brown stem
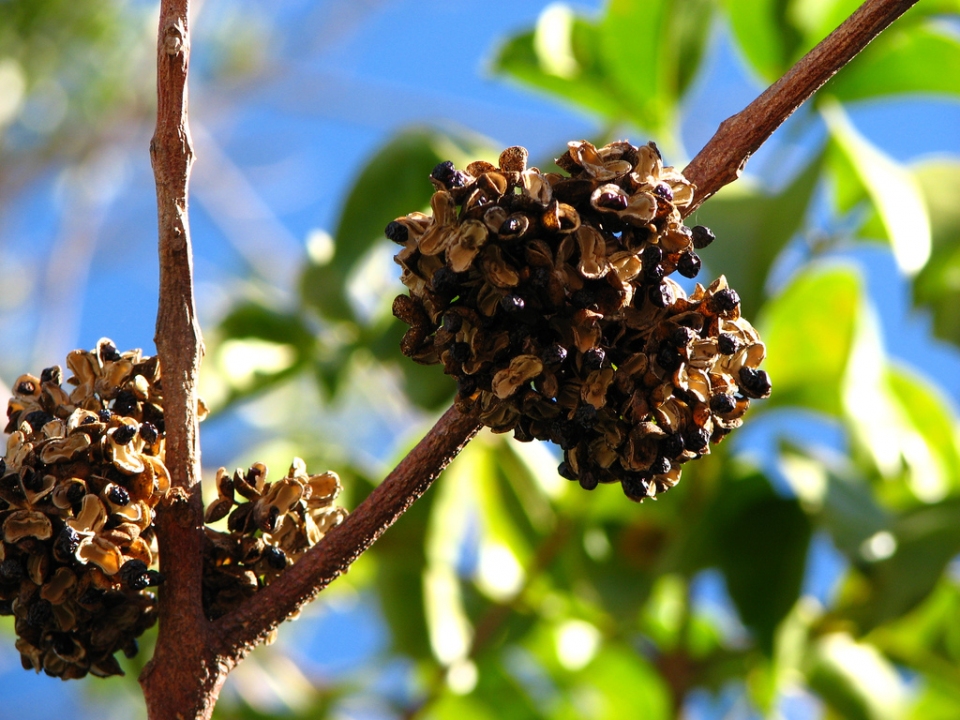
[139,1,217,718]
[212,405,482,663]
[682,0,920,213]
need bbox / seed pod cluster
[1,339,169,679]
[202,458,346,620]
[391,140,771,500]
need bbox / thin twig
[139,1,216,718]
[682,0,920,213]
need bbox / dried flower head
[2,339,169,679]
[391,140,770,501]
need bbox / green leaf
[574,645,672,720]
[693,150,823,315]
[825,23,960,103]
[722,0,796,82]
[823,101,931,275]
[805,633,908,720]
[759,263,863,415]
[911,160,960,345]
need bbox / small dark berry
[710,393,738,414]
[107,485,131,506]
[738,367,772,399]
[40,367,62,384]
[442,312,463,334]
[0,558,24,584]
[16,380,37,395]
[99,342,122,363]
[499,215,527,236]
[677,252,701,279]
[578,471,599,491]
[119,559,150,590]
[98,409,113,423]
[691,225,715,249]
[263,545,287,570]
[23,410,53,432]
[65,482,86,505]
[648,282,674,309]
[430,160,467,189]
[431,266,460,296]
[718,334,740,355]
[652,183,673,202]
[27,599,53,627]
[649,456,672,476]
[711,288,740,315]
[622,474,650,500]
[582,347,606,371]
[81,414,98,426]
[112,424,138,445]
[55,525,81,559]
[659,432,685,459]
[557,462,577,481]
[449,342,471,363]
[139,422,159,444]
[500,295,526,314]
[670,326,696,348]
[112,390,138,416]
[642,244,663,267]
[541,343,568,366]
[683,427,711,454]
[573,404,598,429]
[457,375,478,397]
[596,190,628,211]
[656,345,681,372]
[122,639,140,659]
[385,220,409,244]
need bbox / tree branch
[139,1,216,718]
[682,0,920,213]
[212,405,482,663]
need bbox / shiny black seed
[27,599,53,627]
[710,393,738,414]
[711,288,740,314]
[21,467,42,493]
[500,295,526,314]
[99,342,122,363]
[55,526,81,558]
[648,282,674,309]
[122,639,140,659]
[573,404,598,429]
[656,345,681,372]
[80,414,98,426]
[442,312,462,334]
[551,420,580,450]
[112,424,138,445]
[119,559,150,590]
[107,485,130,506]
[691,225,715,249]
[139,422,159,444]
[578,471,599,491]
[649,456,672,476]
[66,482,86,505]
[40,367,62,384]
[500,216,526,236]
[431,266,460,296]
[15,380,36,395]
[557,462,577,481]
[642,245,663,267]
[683,427,711,453]
[385,220,409,244]
[571,288,598,309]
[660,432,685,459]
[622,474,650,499]
[541,343,568,366]
[264,546,287,570]
[738,367,772,399]
[0,559,24,584]
[596,191,628,211]
[450,342,471,363]
[644,262,665,283]
[430,160,467,189]
[652,183,674,202]
[98,409,113,423]
[670,326,696,348]
[112,390,138,416]
[717,334,740,355]
[145,570,165,587]
[23,410,53,432]
[582,347,606,372]
[677,252,701,279]
[51,633,75,657]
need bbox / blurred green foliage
[207,1,960,718]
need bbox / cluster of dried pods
[203,459,346,621]
[1,339,168,678]
[391,140,770,500]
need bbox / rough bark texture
[682,0,920,212]
[137,0,920,717]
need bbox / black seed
[51,633,75,657]
[66,483,86,505]
[644,262,665,283]
[112,390,138,416]
[551,420,580,450]
[441,312,462,334]
[499,216,526,236]
[139,422,159,444]
[649,456,672,476]
[670,326,696,348]
[99,342,122,363]
[711,288,740,315]
[648,283,674,309]
[23,410,54,432]
[431,266,460,296]
[98,409,113,423]
[112,424,138,445]
[80,414,98,426]
[40,367,62,385]
[557,462,577,481]
[652,183,674,202]
[27,599,53,627]
[55,526,81,559]
[710,393,738,414]
[457,375,478,397]
[21,467,42,493]
[691,225,715,249]
[500,295,526,314]
[430,160,467,189]
[578,470,599,491]
[573,404,598,429]
[656,345,681,372]
[107,485,130,506]
[119,559,150,590]
[642,245,663,267]
[0,558,24,584]
[596,191,628,211]
[622,474,650,500]
[449,342,471,363]
[385,220,409,244]
[677,252,701,279]
[738,367,772,399]
[582,347,606,372]
[264,546,287,570]
[659,432,685,459]
[15,380,36,396]
[122,639,140,659]
[571,288,598,309]
[718,334,740,355]
[541,343,568,366]
[683,427,710,453]
[144,570,165,587]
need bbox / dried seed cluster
[391,140,771,500]
[203,458,346,620]
[2,339,169,679]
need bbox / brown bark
[136,0,920,717]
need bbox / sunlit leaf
[721,0,794,82]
